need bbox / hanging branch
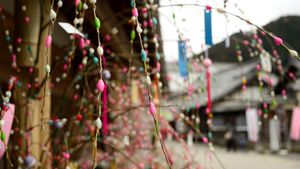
[40,0,61,130]
[158,3,299,60]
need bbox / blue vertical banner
[204,9,213,45]
[178,41,189,77]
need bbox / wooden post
[14,0,51,167]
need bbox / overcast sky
[159,0,300,62]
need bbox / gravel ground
[165,141,300,169]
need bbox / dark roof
[165,61,257,108]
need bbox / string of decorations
[130,0,173,168]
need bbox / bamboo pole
[14,0,51,168]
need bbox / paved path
[165,142,300,169]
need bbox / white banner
[246,108,259,142]
[269,119,280,151]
